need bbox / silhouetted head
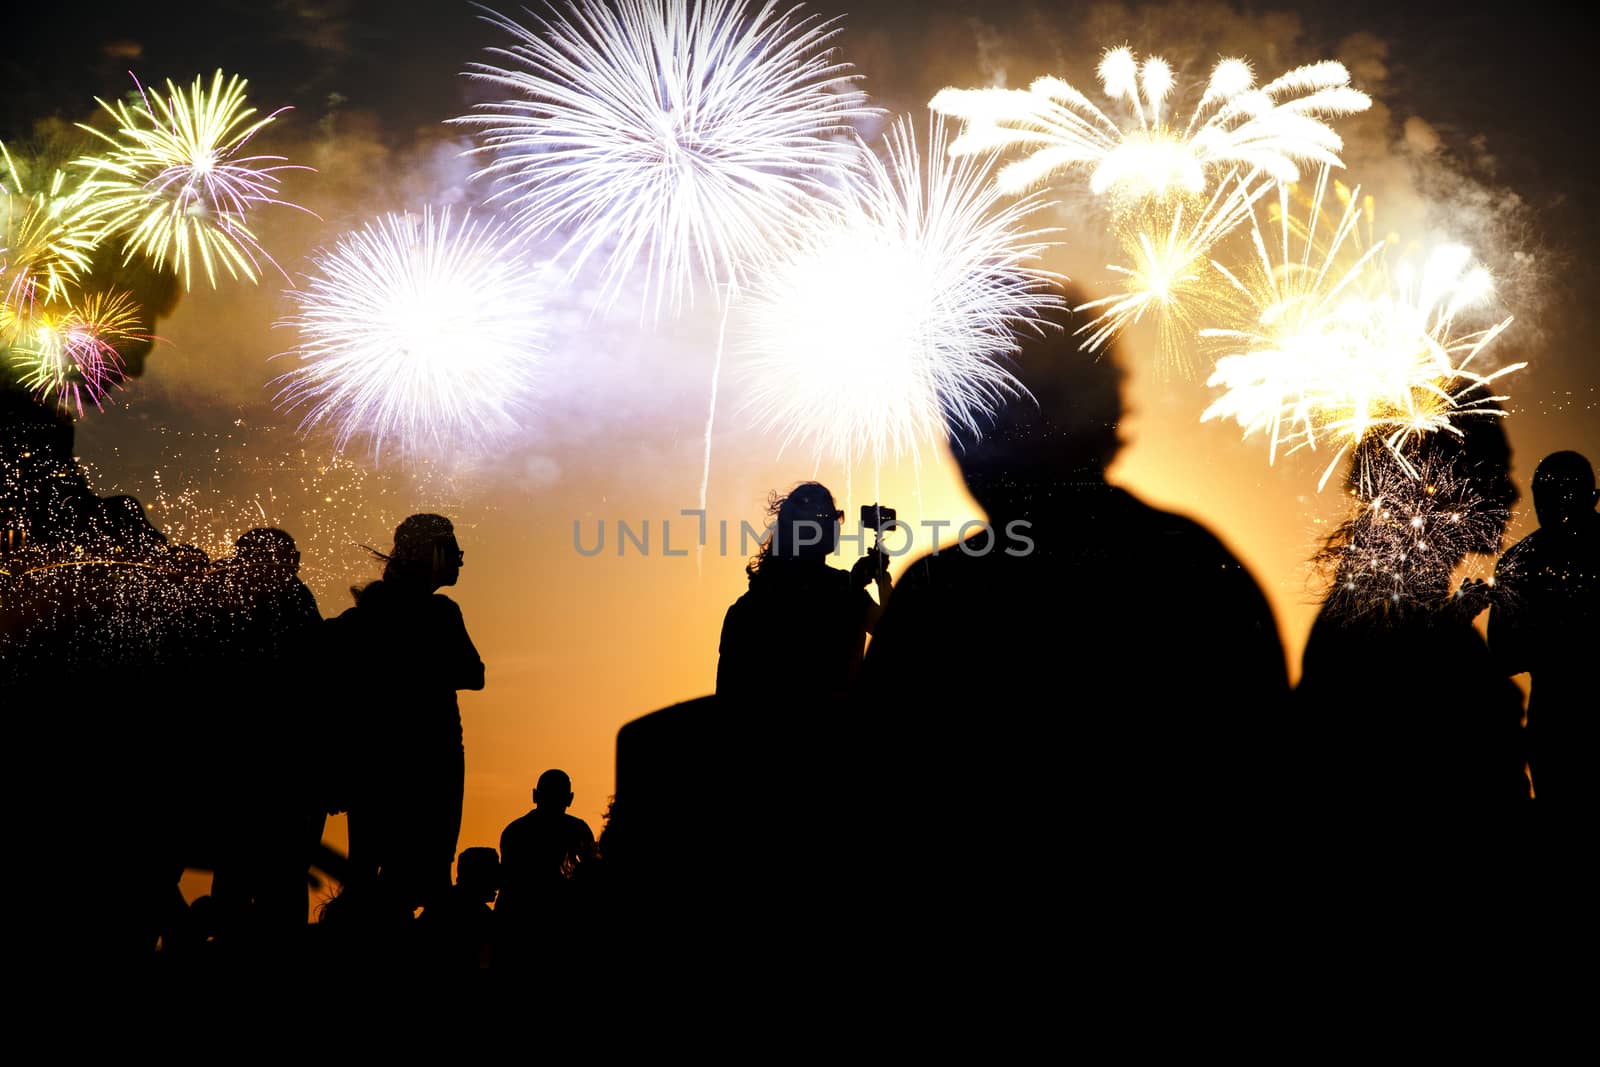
[748,482,842,578]
[93,495,166,559]
[455,847,500,904]
[775,482,841,560]
[382,513,463,591]
[948,284,1125,522]
[236,527,300,574]
[534,768,574,810]
[1531,450,1597,531]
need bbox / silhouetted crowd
[2,289,1595,975]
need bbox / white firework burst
[455,0,875,316]
[738,115,1062,469]
[930,47,1370,205]
[275,206,546,460]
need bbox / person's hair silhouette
[749,482,844,570]
[1489,450,1598,804]
[717,482,889,702]
[373,513,465,590]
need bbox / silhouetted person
[856,286,1290,917]
[498,770,597,915]
[716,482,890,703]
[203,528,324,935]
[2,388,195,959]
[1296,419,1528,809]
[211,528,320,659]
[419,847,501,971]
[2,258,184,964]
[496,770,596,966]
[1490,450,1598,804]
[339,514,483,920]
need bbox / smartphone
[861,503,896,531]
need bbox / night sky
[6,1,1596,872]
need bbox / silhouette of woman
[715,482,888,703]
[1296,419,1528,808]
[343,513,484,916]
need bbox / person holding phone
[715,481,891,704]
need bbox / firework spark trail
[73,70,309,289]
[123,431,465,599]
[1200,168,1525,489]
[274,206,547,461]
[930,48,1370,207]
[739,115,1061,472]
[12,290,143,415]
[0,426,466,674]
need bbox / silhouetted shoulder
[428,592,466,617]
[1493,531,1536,576]
[1097,489,1258,576]
[291,580,321,618]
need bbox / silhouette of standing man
[858,286,1289,899]
[1490,451,1599,804]
[494,769,596,968]
[342,514,483,918]
[497,769,596,916]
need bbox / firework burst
[930,48,1370,208]
[455,0,875,315]
[73,70,305,289]
[1074,170,1266,375]
[738,115,1061,469]
[1201,169,1524,489]
[2,144,101,316]
[8,289,143,415]
[1314,440,1515,619]
[275,206,547,460]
